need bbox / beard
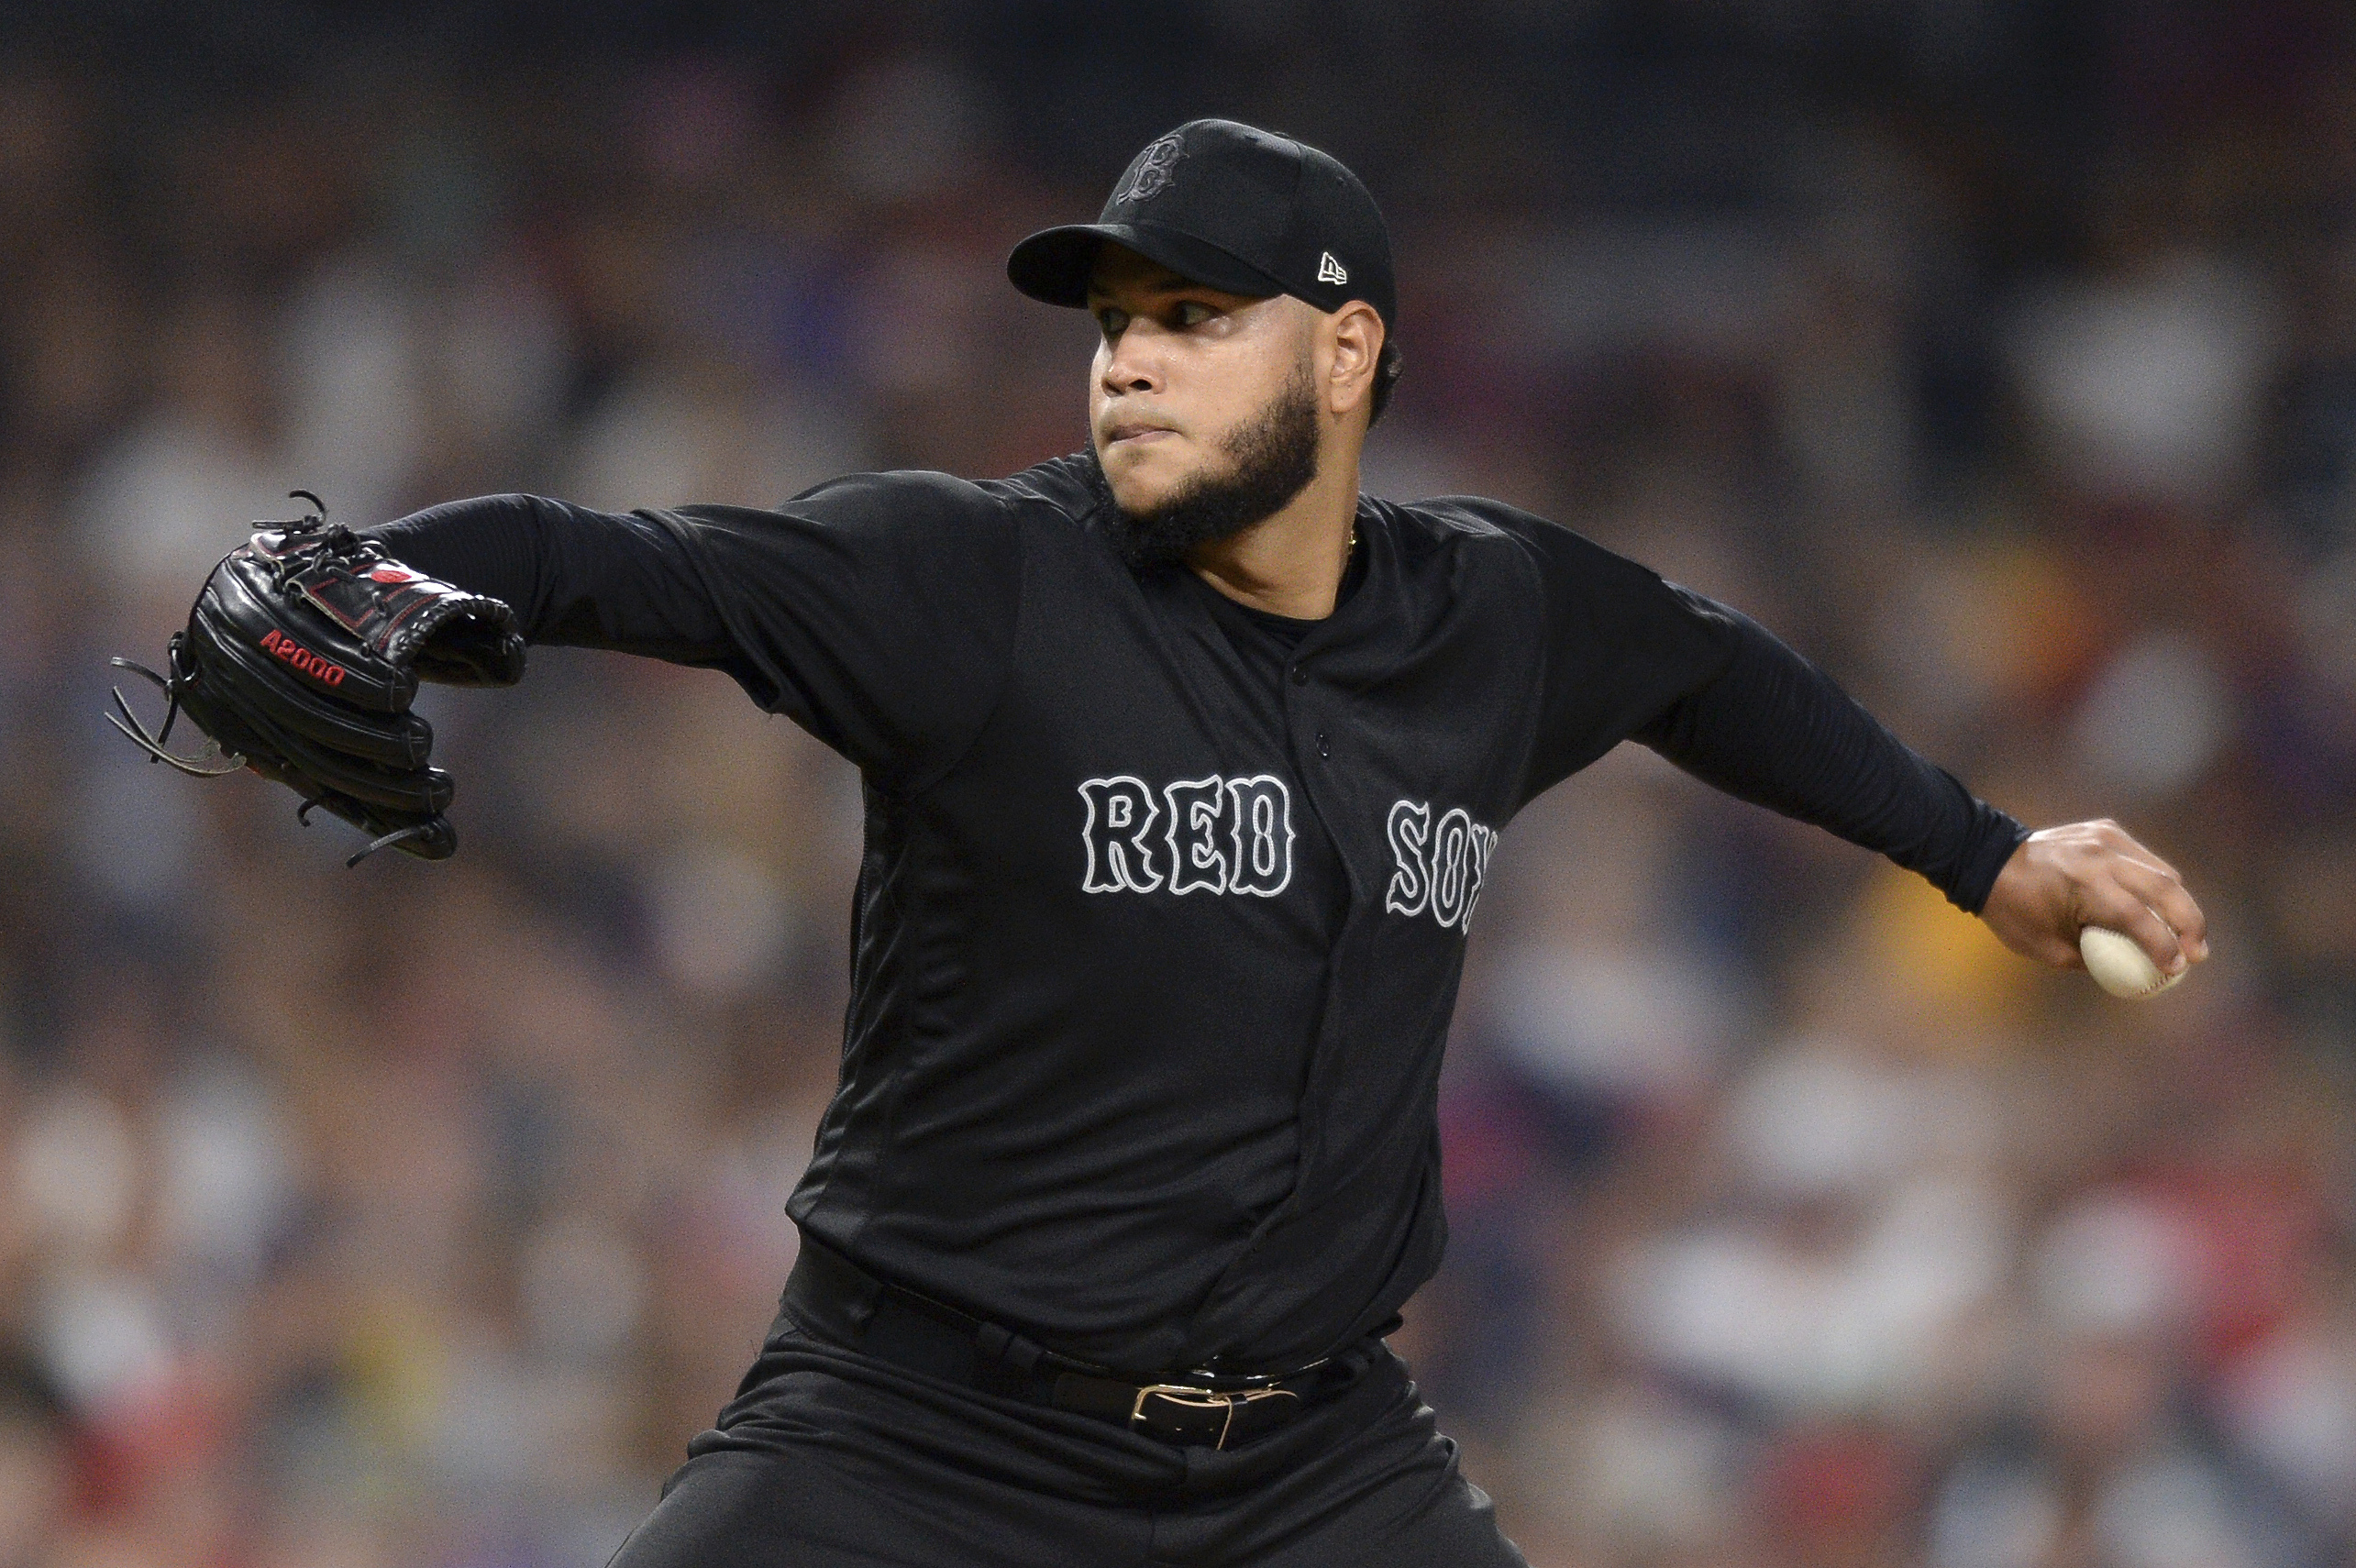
[1090,365,1322,572]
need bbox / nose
[1100,319,1166,398]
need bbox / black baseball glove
[106,492,526,866]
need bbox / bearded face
[1085,245,1330,571]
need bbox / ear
[1324,303,1384,424]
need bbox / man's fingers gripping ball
[2105,848,2209,963]
[2052,819,2209,986]
[1982,818,2210,993]
[105,491,526,867]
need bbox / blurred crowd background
[2,3,2353,1565]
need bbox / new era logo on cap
[1316,251,1347,285]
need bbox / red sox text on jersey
[1078,774,1498,930]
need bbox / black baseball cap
[1008,119,1395,329]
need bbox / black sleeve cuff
[363,495,550,629]
[1945,802,2032,916]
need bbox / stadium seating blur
[1,6,2352,1564]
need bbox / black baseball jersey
[372,452,2024,1375]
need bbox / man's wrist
[1948,809,2033,916]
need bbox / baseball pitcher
[114,120,2207,1566]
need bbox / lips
[1104,422,1176,447]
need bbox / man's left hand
[1981,819,2209,978]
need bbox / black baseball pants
[606,1303,1529,1566]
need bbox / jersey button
[1316,730,1330,757]
[1289,667,1308,686]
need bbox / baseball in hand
[2078,925,2185,999]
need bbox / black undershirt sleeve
[363,474,1023,792]
[1632,597,2029,913]
[1511,513,2027,915]
[371,494,731,657]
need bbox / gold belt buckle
[1131,1383,1301,1450]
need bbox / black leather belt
[780,1241,1365,1451]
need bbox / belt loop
[839,1265,880,1334]
[974,1320,1048,1393]
[796,1241,879,1334]
[975,1321,1013,1364]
